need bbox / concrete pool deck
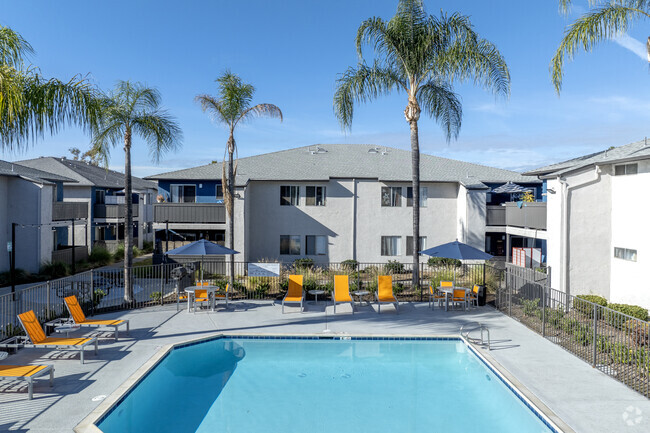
[0,301,648,432]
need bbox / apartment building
[525,139,650,309]
[147,144,540,264]
[0,160,88,273]
[17,157,156,252]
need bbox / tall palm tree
[92,81,182,302]
[0,26,101,150]
[196,71,282,283]
[334,0,510,290]
[552,0,650,93]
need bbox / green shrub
[574,295,608,318]
[149,291,162,302]
[0,268,33,286]
[113,243,125,261]
[133,246,143,258]
[546,308,565,329]
[427,257,461,268]
[293,258,314,270]
[89,247,112,266]
[39,261,70,279]
[393,282,405,294]
[521,298,540,318]
[142,241,154,254]
[561,317,593,346]
[341,259,358,271]
[607,304,649,321]
[384,260,405,274]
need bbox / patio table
[184,286,220,312]
[438,286,471,311]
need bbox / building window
[614,163,638,176]
[406,187,428,207]
[306,186,326,206]
[381,187,401,207]
[614,247,637,262]
[170,184,196,203]
[280,186,300,206]
[216,185,224,203]
[95,189,105,204]
[280,235,301,255]
[406,236,427,256]
[381,236,401,256]
[305,235,327,255]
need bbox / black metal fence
[492,263,650,399]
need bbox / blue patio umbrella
[420,240,493,286]
[166,239,238,256]
[166,239,238,282]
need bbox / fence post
[420,263,424,302]
[90,269,95,317]
[592,302,598,367]
[508,271,512,316]
[46,280,51,320]
[541,286,546,337]
[159,264,164,306]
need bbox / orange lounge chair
[64,295,129,341]
[17,310,97,364]
[0,364,53,400]
[333,275,354,314]
[428,285,447,309]
[282,275,304,313]
[376,275,399,314]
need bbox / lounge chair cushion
[0,365,49,378]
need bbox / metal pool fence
[492,263,650,399]
[0,260,491,340]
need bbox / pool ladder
[460,322,490,350]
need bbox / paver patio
[0,301,648,432]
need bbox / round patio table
[352,290,370,306]
[308,290,325,305]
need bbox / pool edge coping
[74,333,573,433]
[462,336,575,433]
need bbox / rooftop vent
[309,146,328,155]
[368,147,380,154]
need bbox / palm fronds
[551,1,650,93]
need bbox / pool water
[98,337,555,433]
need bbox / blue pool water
[98,337,555,433]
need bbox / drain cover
[92,395,107,402]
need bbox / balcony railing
[94,204,139,219]
[153,203,225,224]
[52,201,88,221]
[486,202,546,230]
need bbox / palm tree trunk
[410,119,420,292]
[124,129,134,303]
[227,133,235,285]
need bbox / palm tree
[552,0,650,93]
[196,71,282,283]
[1,26,101,150]
[92,81,182,302]
[334,0,510,290]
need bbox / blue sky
[1,0,649,177]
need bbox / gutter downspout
[352,179,357,261]
[558,165,602,299]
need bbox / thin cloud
[613,33,648,62]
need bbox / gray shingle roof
[17,157,157,190]
[525,139,650,178]
[146,144,539,186]
[0,160,75,184]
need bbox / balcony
[94,204,139,219]
[487,202,546,230]
[153,203,225,224]
[52,201,88,221]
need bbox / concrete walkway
[0,301,648,432]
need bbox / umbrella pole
[201,255,204,283]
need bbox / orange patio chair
[64,295,129,341]
[376,275,399,314]
[282,275,304,313]
[333,275,354,314]
[428,285,447,309]
[451,289,468,310]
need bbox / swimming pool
[95,336,559,433]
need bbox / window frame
[170,184,197,203]
[406,186,428,207]
[614,163,638,176]
[280,185,300,206]
[280,235,301,255]
[306,186,326,206]
[406,236,427,256]
[614,247,637,262]
[381,186,402,207]
[305,235,327,255]
[380,236,401,256]
[216,184,224,202]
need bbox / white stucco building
[148,144,539,264]
[526,139,650,310]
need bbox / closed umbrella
[420,240,493,286]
